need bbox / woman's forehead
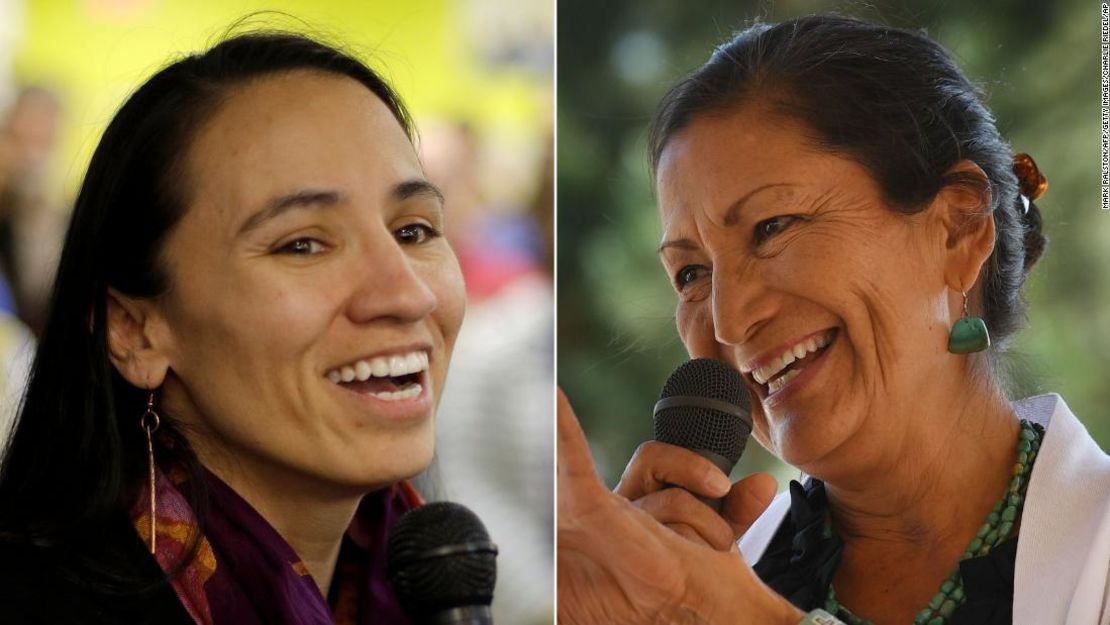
[180,69,421,226]
[658,115,803,221]
[655,110,874,227]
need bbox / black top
[752,479,1016,625]
[0,512,194,625]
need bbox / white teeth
[370,383,422,401]
[371,358,390,377]
[326,350,430,384]
[767,369,801,394]
[389,355,405,373]
[749,330,834,387]
[355,361,372,382]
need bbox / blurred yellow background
[11,0,551,207]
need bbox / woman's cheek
[749,405,774,453]
[430,255,467,347]
[675,300,717,359]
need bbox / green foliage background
[557,0,1110,487]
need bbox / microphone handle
[426,605,493,625]
[667,448,736,513]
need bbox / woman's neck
[195,451,365,598]
[812,377,1021,623]
[824,384,1019,545]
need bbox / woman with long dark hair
[0,30,465,624]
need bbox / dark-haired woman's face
[656,107,961,476]
[152,70,465,495]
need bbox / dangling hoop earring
[140,391,161,555]
[947,290,990,354]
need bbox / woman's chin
[767,415,847,472]
[317,428,436,494]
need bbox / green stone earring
[948,290,990,354]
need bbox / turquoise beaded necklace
[822,420,1044,625]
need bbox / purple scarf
[131,467,418,625]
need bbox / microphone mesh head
[386,501,497,617]
[654,358,752,465]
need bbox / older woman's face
[155,69,465,493]
[656,107,953,470]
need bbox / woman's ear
[934,160,997,293]
[105,288,171,389]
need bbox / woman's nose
[346,232,438,324]
[710,264,773,347]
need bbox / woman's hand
[614,440,778,551]
[558,389,804,625]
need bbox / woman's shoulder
[0,526,194,625]
[0,540,86,622]
[1020,393,1110,476]
[1018,390,1110,521]
[1013,393,1110,624]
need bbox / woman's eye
[276,238,327,255]
[395,223,441,245]
[754,215,798,244]
[674,265,709,290]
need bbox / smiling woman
[557,13,1110,625]
[0,32,464,624]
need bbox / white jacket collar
[1012,394,1110,625]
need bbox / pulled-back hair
[649,14,1046,350]
[0,29,413,591]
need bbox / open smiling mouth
[326,351,428,401]
[745,328,838,400]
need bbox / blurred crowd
[0,83,64,438]
[421,118,553,625]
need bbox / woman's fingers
[610,439,772,550]
[632,488,736,550]
[666,523,707,546]
[557,387,610,512]
[613,441,732,501]
[557,387,803,625]
[558,388,693,623]
[624,467,778,549]
[721,472,779,541]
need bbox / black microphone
[652,358,754,512]
[387,501,499,624]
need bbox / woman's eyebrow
[658,238,698,255]
[235,180,444,238]
[237,189,343,237]
[721,182,796,225]
[658,182,797,254]
[392,179,445,205]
